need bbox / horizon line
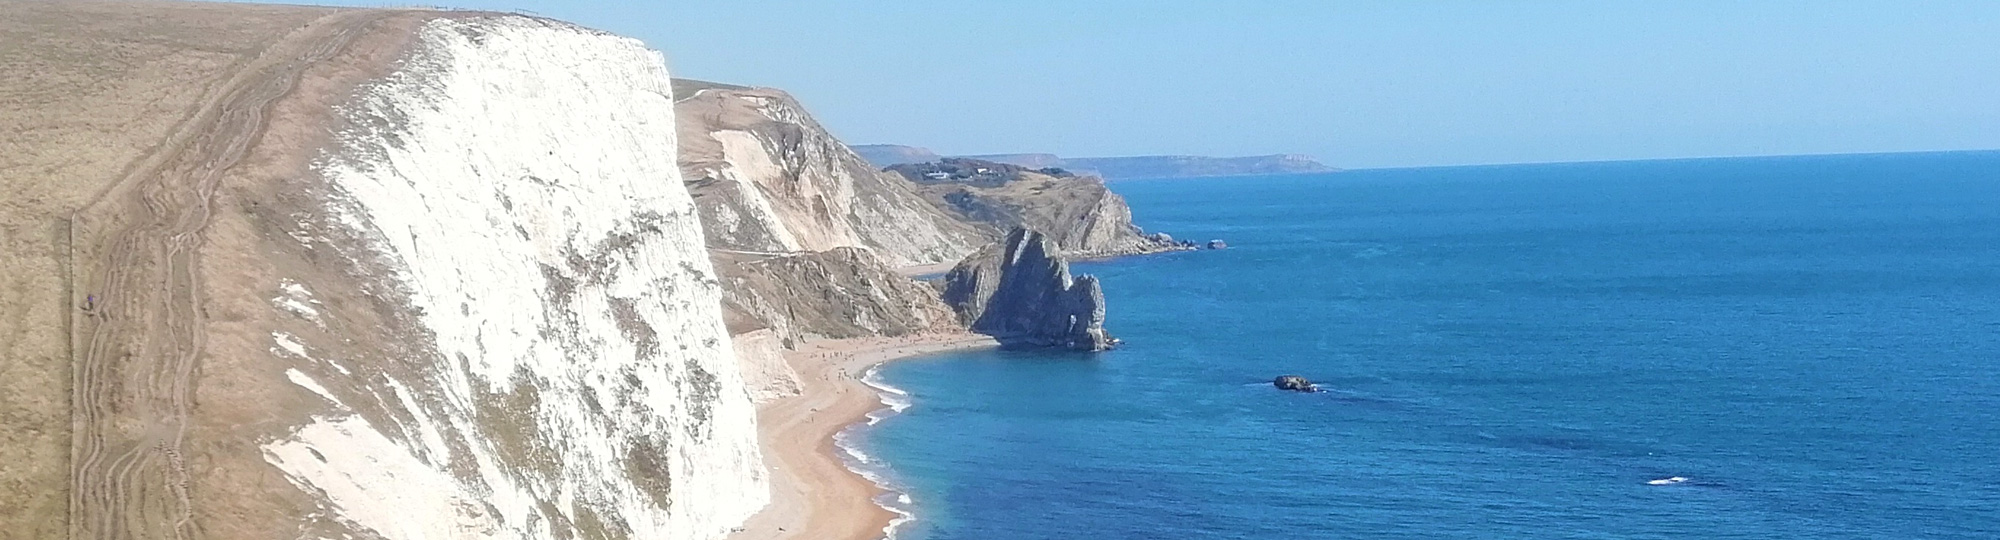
[1335,148,2000,173]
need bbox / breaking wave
[836,363,919,539]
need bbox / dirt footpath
[63,9,404,538]
[0,2,334,537]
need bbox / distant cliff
[674,81,984,267]
[857,146,1337,179]
[941,229,1115,351]
[1061,154,1336,179]
[887,158,1184,258]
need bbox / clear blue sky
[245,0,1998,168]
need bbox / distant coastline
[852,144,1337,180]
[1329,148,2000,172]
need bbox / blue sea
[861,151,2000,539]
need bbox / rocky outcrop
[941,228,1115,351]
[674,80,985,267]
[1274,375,1319,392]
[714,247,960,343]
[888,159,1186,258]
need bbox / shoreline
[725,332,999,540]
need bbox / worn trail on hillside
[69,11,392,540]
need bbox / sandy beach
[726,332,999,540]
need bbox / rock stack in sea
[1273,375,1319,392]
[940,228,1116,351]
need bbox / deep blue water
[866,151,2000,539]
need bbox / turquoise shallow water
[864,151,2000,539]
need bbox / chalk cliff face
[941,228,1114,351]
[730,328,801,405]
[889,159,1184,258]
[272,16,763,539]
[674,81,984,266]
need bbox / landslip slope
[674,81,984,267]
[673,81,983,353]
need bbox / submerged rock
[1273,375,1318,392]
[1207,239,1228,249]
[941,228,1115,351]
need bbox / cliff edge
[3,7,765,539]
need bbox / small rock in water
[1273,375,1317,392]
[1206,239,1228,249]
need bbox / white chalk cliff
[277,16,762,539]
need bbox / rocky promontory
[940,228,1116,351]
[855,144,1337,179]
[887,158,1187,258]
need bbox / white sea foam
[861,364,913,416]
[840,362,925,539]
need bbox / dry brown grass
[0,2,336,537]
